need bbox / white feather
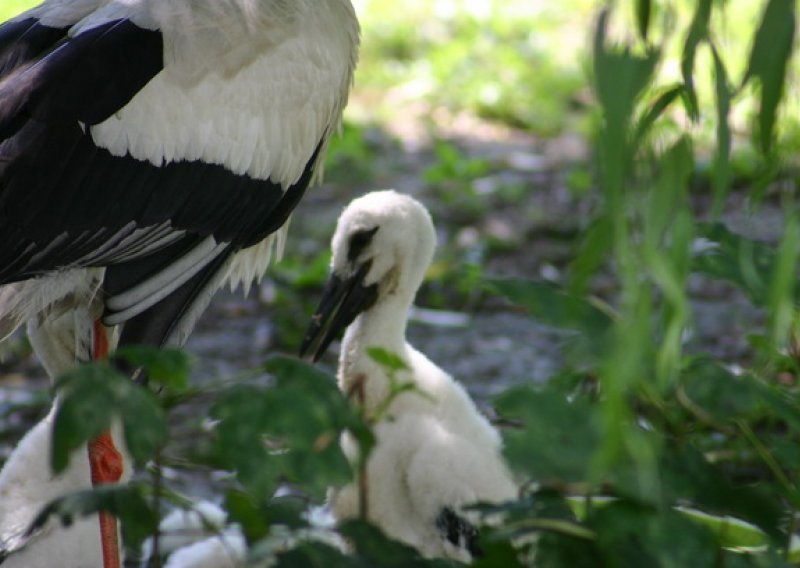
[86,0,359,187]
[0,269,103,342]
[225,229,283,294]
[104,236,222,313]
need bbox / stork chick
[301,191,516,562]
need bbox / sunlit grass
[0,0,35,20]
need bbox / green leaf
[264,356,375,459]
[589,501,718,567]
[51,365,122,473]
[365,347,409,372]
[495,386,600,482]
[645,136,693,246]
[211,386,280,500]
[635,0,652,42]
[114,346,190,391]
[722,550,792,568]
[681,0,712,122]
[338,520,452,567]
[272,541,354,568]
[29,485,157,551]
[743,0,796,153]
[632,83,685,147]
[52,362,167,472]
[488,277,612,363]
[272,520,453,567]
[659,445,785,542]
[211,356,373,500]
[691,223,777,306]
[224,490,271,544]
[534,532,599,568]
[569,215,613,295]
[471,540,526,568]
[767,210,799,343]
[228,490,308,554]
[594,11,660,134]
[679,359,761,423]
[710,44,732,214]
[593,9,660,188]
[678,507,768,550]
[488,277,612,335]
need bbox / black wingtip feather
[0,18,66,78]
[436,507,483,558]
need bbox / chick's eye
[348,226,379,261]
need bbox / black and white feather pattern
[0,0,359,346]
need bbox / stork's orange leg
[88,319,122,568]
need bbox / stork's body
[301,191,517,562]
[0,0,359,347]
[0,0,358,565]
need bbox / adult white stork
[301,191,517,562]
[0,0,359,566]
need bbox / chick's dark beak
[300,262,378,362]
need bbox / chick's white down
[0,303,245,568]
[325,191,517,561]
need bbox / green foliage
[423,140,492,221]
[324,121,381,184]
[273,520,453,568]
[354,1,586,135]
[474,1,799,563]
[29,484,157,551]
[743,0,796,153]
[52,362,167,472]
[114,346,190,392]
[692,222,780,305]
[496,386,600,482]
[210,356,372,501]
[365,346,409,372]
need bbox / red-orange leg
[88,320,122,568]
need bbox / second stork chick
[301,190,516,562]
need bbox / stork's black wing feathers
[0,123,319,276]
[0,19,163,134]
[0,17,67,78]
[436,507,483,558]
[115,245,235,347]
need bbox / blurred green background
[2,1,800,565]
[6,0,796,153]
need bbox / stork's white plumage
[0,1,358,565]
[301,191,517,562]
